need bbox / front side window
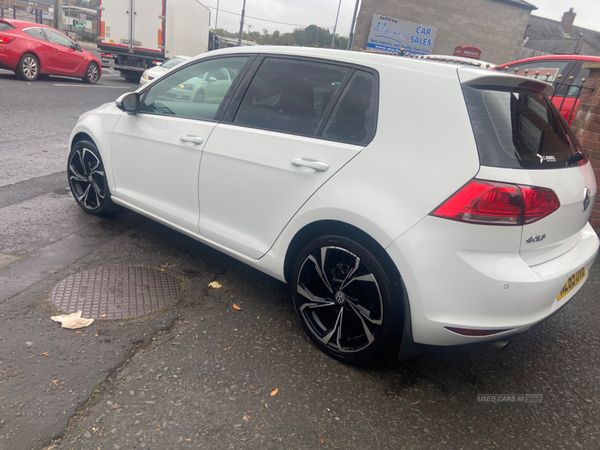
[140,56,249,121]
[44,29,74,48]
[234,58,350,137]
[23,28,47,41]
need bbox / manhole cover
[50,266,180,319]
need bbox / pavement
[1,60,600,450]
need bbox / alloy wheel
[295,246,384,354]
[68,147,105,211]
[87,64,99,83]
[22,56,38,80]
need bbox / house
[522,8,600,57]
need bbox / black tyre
[67,140,118,216]
[291,235,403,365]
[194,89,205,103]
[83,62,100,84]
[17,53,39,81]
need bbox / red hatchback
[0,19,101,83]
[496,55,596,125]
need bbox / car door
[21,27,55,72]
[42,28,84,75]
[198,57,379,258]
[111,55,250,233]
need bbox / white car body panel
[69,46,599,353]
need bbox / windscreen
[463,85,580,170]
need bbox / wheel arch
[284,219,416,361]
[18,51,43,74]
[71,131,94,148]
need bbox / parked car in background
[67,47,598,364]
[162,65,240,103]
[0,19,101,83]
[139,55,190,87]
[496,55,597,124]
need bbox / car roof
[190,45,497,75]
[497,54,600,68]
[1,18,54,31]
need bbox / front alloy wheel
[67,141,113,215]
[84,62,99,84]
[292,236,402,364]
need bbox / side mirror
[75,44,82,52]
[116,92,141,115]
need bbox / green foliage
[216,24,348,49]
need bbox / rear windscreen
[462,85,579,170]
[0,22,15,31]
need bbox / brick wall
[572,62,600,228]
[353,0,531,64]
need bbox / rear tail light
[0,36,15,44]
[432,180,560,225]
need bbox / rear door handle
[180,135,204,145]
[291,158,329,172]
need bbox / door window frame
[221,55,380,145]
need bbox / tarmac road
[1,65,600,450]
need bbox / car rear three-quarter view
[386,66,598,351]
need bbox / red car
[496,55,596,125]
[0,19,101,83]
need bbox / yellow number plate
[557,266,586,301]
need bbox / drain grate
[50,266,180,319]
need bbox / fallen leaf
[233,303,242,311]
[270,388,278,397]
[410,400,420,405]
[100,314,107,318]
[319,436,326,445]
[264,403,268,409]
[52,380,58,386]
[94,334,99,337]
[491,442,498,448]
[208,281,222,289]
[51,311,93,329]
[185,438,191,442]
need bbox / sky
[202,0,600,36]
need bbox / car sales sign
[366,14,437,55]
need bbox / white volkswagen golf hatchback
[68,46,598,364]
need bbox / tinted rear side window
[234,58,350,137]
[463,85,579,170]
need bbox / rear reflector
[0,36,14,44]
[432,180,560,226]
[446,327,513,336]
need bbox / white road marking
[53,84,131,88]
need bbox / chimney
[561,7,576,35]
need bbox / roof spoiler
[457,67,554,96]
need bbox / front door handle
[291,158,330,172]
[180,135,204,145]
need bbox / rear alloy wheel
[83,62,99,84]
[291,235,403,365]
[17,53,39,81]
[67,140,116,216]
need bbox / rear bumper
[388,218,599,346]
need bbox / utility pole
[53,0,61,31]
[330,0,342,48]
[215,0,219,30]
[346,0,360,50]
[237,0,246,46]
